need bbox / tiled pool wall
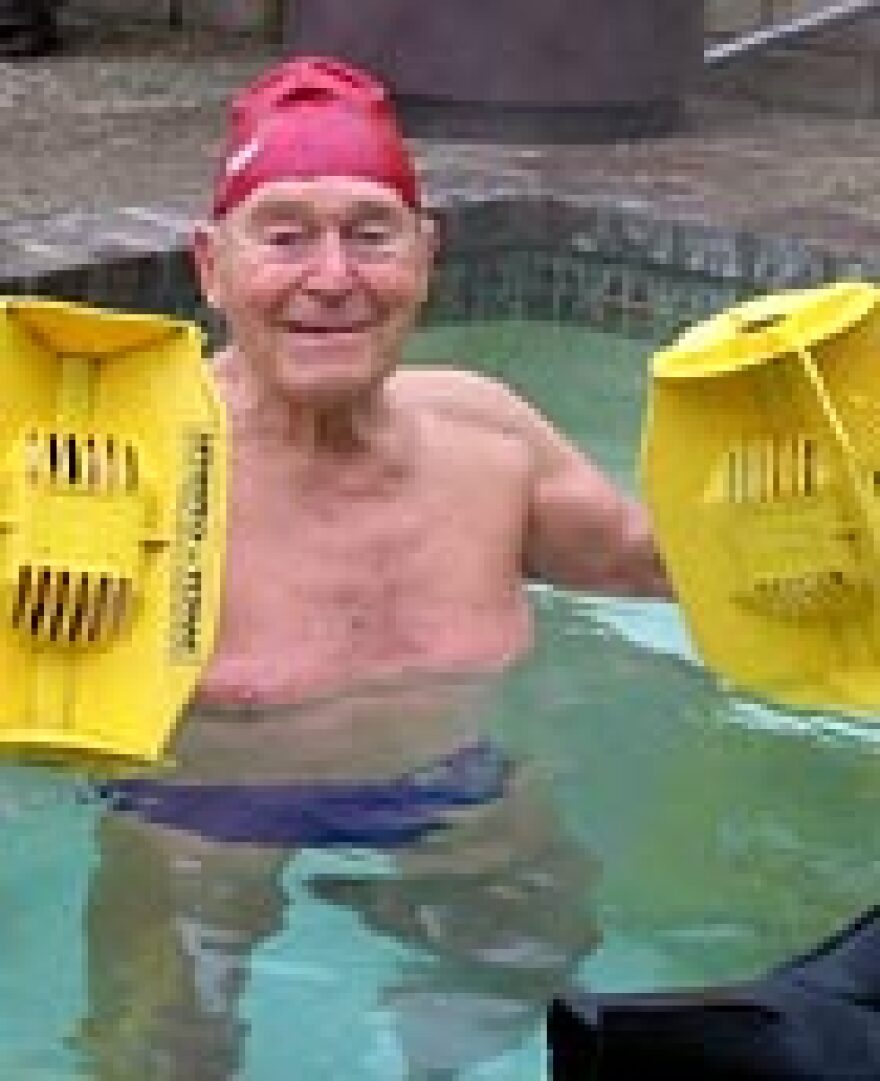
[2,197,879,342]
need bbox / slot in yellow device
[0,298,226,763]
[642,281,880,714]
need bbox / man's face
[194,178,435,405]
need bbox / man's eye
[350,223,395,245]
[263,229,311,247]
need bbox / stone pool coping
[3,194,880,339]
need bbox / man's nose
[301,230,354,294]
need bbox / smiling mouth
[282,320,374,334]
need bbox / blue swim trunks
[97,742,511,848]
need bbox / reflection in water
[74,673,600,1080]
[77,817,287,1080]
[5,589,880,1077]
[517,586,880,991]
[5,589,880,1079]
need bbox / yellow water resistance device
[642,281,880,714]
[0,298,226,764]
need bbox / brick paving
[2,25,880,256]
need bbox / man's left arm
[492,383,671,598]
[525,446,671,598]
[409,368,672,598]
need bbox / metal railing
[705,0,880,66]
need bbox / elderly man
[80,57,668,1080]
[190,56,668,710]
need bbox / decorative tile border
[422,247,744,342]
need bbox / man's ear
[420,212,440,262]
[415,213,439,305]
[190,220,219,306]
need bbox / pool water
[3,320,880,1079]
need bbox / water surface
[3,320,880,1079]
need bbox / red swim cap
[212,56,420,217]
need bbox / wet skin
[81,677,600,1080]
[74,177,666,1079]
[191,176,668,710]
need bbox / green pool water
[3,320,880,1080]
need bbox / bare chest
[201,438,531,701]
[228,485,510,617]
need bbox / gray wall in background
[288,0,702,107]
[60,0,272,32]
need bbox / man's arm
[525,443,671,598]
[402,367,672,598]
[506,386,669,596]
[402,367,674,596]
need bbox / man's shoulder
[394,367,534,480]
[391,366,526,428]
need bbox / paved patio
[1,24,880,270]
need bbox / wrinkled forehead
[223,176,417,226]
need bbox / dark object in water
[0,0,58,58]
[550,905,880,1080]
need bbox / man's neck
[218,348,415,488]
